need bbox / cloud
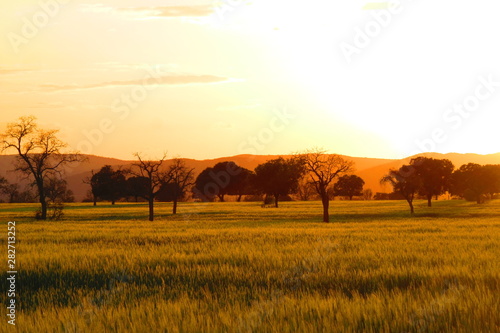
[216,103,263,112]
[118,6,214,18]
[79,4,215,19]
[78,4,114,14]
[40,75,235,92]
[0,68,31,75]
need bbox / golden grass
[0,200,498,332]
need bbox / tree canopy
[381,165,420,215]
[254,157,305,208]
[333,175,365,200]
[90,165,127,205]
[193,161,253,202]
[411,157,454,207]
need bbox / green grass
[0,200,499,332]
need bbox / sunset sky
[1,0,500,160]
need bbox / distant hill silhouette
[1,152,500,202]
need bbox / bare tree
[166,158,195,214]
[130,153,172,221]
[0,177,17,202]
[0,116,83,219]
[362,188,373,201]
[296,177,317,201]
[302,149,354,222]
[83,170,98,206]
[44,176,74,203]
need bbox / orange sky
[1,1,500,160]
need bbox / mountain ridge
[1,152,499,202]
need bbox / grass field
[1,199,499,332]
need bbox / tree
[411,157,454,207]
[296,177,317,201]
[302,149,354,222]
[381,165,420,214]
[44,176,74,203]
[84,170,98,206]
[0,116,83,219]
[126,176,149,202]
[450,163,500,203]
[130,153,172,221]
[161,158,195,214]
[89,165,127,205]
[0,179,35,203]
[193,168,217,202]
[482,165,500,196]
[362,189,373,201]
[0,177,18,203]
[254,157,305,208]
[333,175,365,200]
[227,167,254,202]
[193,161,252,202]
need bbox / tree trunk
[148,198,154,221]
[408,199,415,215]
[112,200,116,205]
[274,194,279,208]
[93,197,97,206]
[217,194,225,202]
[173,199,178,215]
[427,195,432,207]
[349,195,353,200]
[40,198,48,220]
[322,195,330,222]
[237,194,242,202]
[37,180,47,220]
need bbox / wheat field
[0,200,499,332]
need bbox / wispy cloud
[0,68,32,75]
[118,6,214,18]
[78,3,114,14]
[40,75,235,92]
[79,4,215,19]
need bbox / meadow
[0,199,499,332]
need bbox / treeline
[85,150,361,222]
[380,156,500,214]
[85,152,500,221]
[0,176,74,204]
[2,116,500,221]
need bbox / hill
[1,152,500,202]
